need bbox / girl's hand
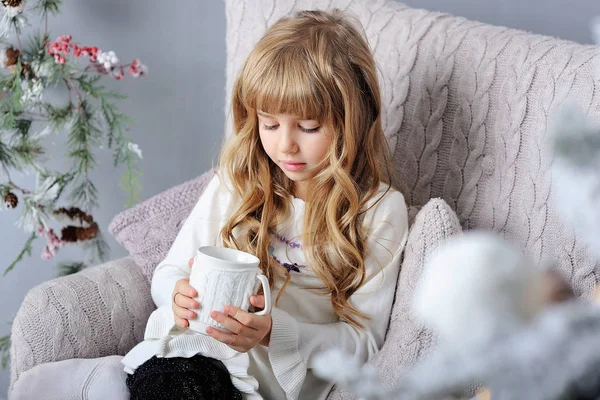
[171,257,200,328]
[207,294,272,352]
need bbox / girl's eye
[261,123,320,133]
[300,126,320,134]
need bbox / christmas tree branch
[35,0,62,17]
[57,261,85,276]
[0,331,9,370]
[2,165,30,194]
[15,26,21,51]
[75,74,141,205]
[0,1,145,286]
[3,231,36,276]
[120,150,142,207]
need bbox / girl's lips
[281,162,306,172]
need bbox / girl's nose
[279,127,298,154]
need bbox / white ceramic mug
[188,246,272,334]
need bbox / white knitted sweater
[122,172,408,400]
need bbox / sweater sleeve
[268,190,409,399]
[150,173,236,308]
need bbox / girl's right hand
[172,257,200,328]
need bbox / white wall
[401,0,598,44]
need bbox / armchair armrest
[9,256,154,393]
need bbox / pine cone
[20,63,34,79]
[61,222,99,243]
[3,47,20,68]
[4,192,18,209]
[53,207,94,225]
[60,226,78,243]
[1,0,23,8]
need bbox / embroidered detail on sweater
[273,233,302,249]
[269,245,306,273]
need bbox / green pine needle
[57,261,86,276]
[24,31,50,61]
[34,0,62,16]
[0,184,10,196]
[0,138,16,168]
[3,232,37,277]
[11,138,44,170]
[0,333,10,370]
[120,165,143,207]
[84,233,109,264]
[74,75,103,98]
[69,178,99,211]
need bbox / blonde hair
[218,9,395,328]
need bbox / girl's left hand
[207,294,272,352]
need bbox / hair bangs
[243,48,329,123]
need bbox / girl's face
[258,111,332,200]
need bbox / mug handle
[253,274,272,316]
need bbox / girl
[122,8,408,400]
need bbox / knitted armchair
[9,0,600,398]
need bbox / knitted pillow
[108,169,216,281]
[328,197,462,399]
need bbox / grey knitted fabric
[224,0,600,298]
[328,198,462,400]
[9,257,154,395]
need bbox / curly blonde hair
[218,9,395,328]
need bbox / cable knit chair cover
[9,0,600,398]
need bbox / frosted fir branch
[550,104,600,167]
[127,142,142,159]
[67,99,102,174]
[8,129,44,171]
[0,135,15,168]
[82,230,108,264]
[43,102,74,133]
[99,95,129,150]
[57,260,84,277]
[15,200,46,231]
[0,182,9,196]
[0,9,146,276]
[549,104,600,258]
[313,349,390,400]
[33,0,61,17]
[0,326,10,369]
[68,177,98,212]
[19,76,42,104]
[0,8,28,40]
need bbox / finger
[174,316,189,329]
[174,304,197,321]
[176,281,197,298]
[174,293,199,309]
[211,311,256,336]
[250,295,265,309]
[188,257,194,268]
[225,305,257,329]
[206,327,249,352]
